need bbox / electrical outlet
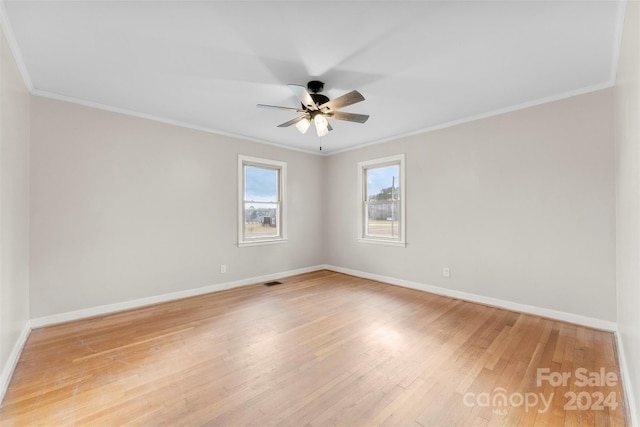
[220,264,227,274]
[443,267,451,278]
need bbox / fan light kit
[257,80,369,140]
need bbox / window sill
[357,238,406,248]
[238,238,288,248]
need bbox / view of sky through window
[245,166,277,201]
[367,165,399,199]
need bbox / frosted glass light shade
[314,114,329,136]
[295,117,311,134]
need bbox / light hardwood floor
[0,270,630,426]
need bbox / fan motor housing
[305,80,329,107]
[310,93,330,106]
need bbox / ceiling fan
[257,80,369,138]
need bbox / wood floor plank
[0,270,630,426]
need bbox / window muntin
[238,156,287,246]
[358,155,406,246]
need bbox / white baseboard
[30,265,325,328]
[615,331,639,427]
[30,264,617,331]
[0,321,31,406]
[322,264,618,331]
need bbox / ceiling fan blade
[288,84,318,110]
[318,90,365,112]
[277,115,308,128]
[329,111,369,124]
[257,104,305,113]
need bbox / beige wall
[30,89,617,323]
[324,89,616,321]
[29,97,324,318]
[615,1,640,421]
[0,26,30,383]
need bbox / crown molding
[31,89,322,156]
[328,82,615,156]
[609,0,627,84]
[0,0,624,158]
[0,1,33,91]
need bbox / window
[238,155,287,246]
[358,154,406,246]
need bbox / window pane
[366,164,400,201]
[358,155,405,245]
[366,201,400,238]
[244,202,279,239]
[239,155,287,246]
[245,166,278,202]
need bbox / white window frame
[238,155,287,247]
[357,154,406,247]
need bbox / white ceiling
[2,1,624,154]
